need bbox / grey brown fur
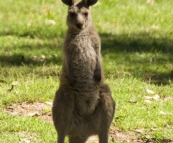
[52,0,115,142]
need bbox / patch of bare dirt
[109,126,143,143]
[4,101,53,123]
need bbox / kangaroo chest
[69,34,97,71]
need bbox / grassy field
[0,0,173,142]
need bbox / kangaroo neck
[67,27,91,36]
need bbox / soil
[4,101,172,143]
[5,101,53,123]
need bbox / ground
[5,101,170,143]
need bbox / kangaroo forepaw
[93,70,101,82]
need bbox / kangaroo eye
[83,12,88,17]
[69,12,75,17]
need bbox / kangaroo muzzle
[75,14,84,29]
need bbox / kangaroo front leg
[93,56,101,82]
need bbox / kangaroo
[52,0,115,143]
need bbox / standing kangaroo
[52,0,115,143]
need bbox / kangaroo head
[62,0,98,30]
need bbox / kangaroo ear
[61,0,76,6]
[85,0,98,6]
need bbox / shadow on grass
[1,31,173,85]
[0,53,62,66]
[0,45,62,68]
[0,30,63,67]
[142,137,172,143]
[100,32,173,53]
[100,32,173,85]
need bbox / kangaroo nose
[76,23,83,29]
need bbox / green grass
[0,110,56,142]
[0,0,173,142]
